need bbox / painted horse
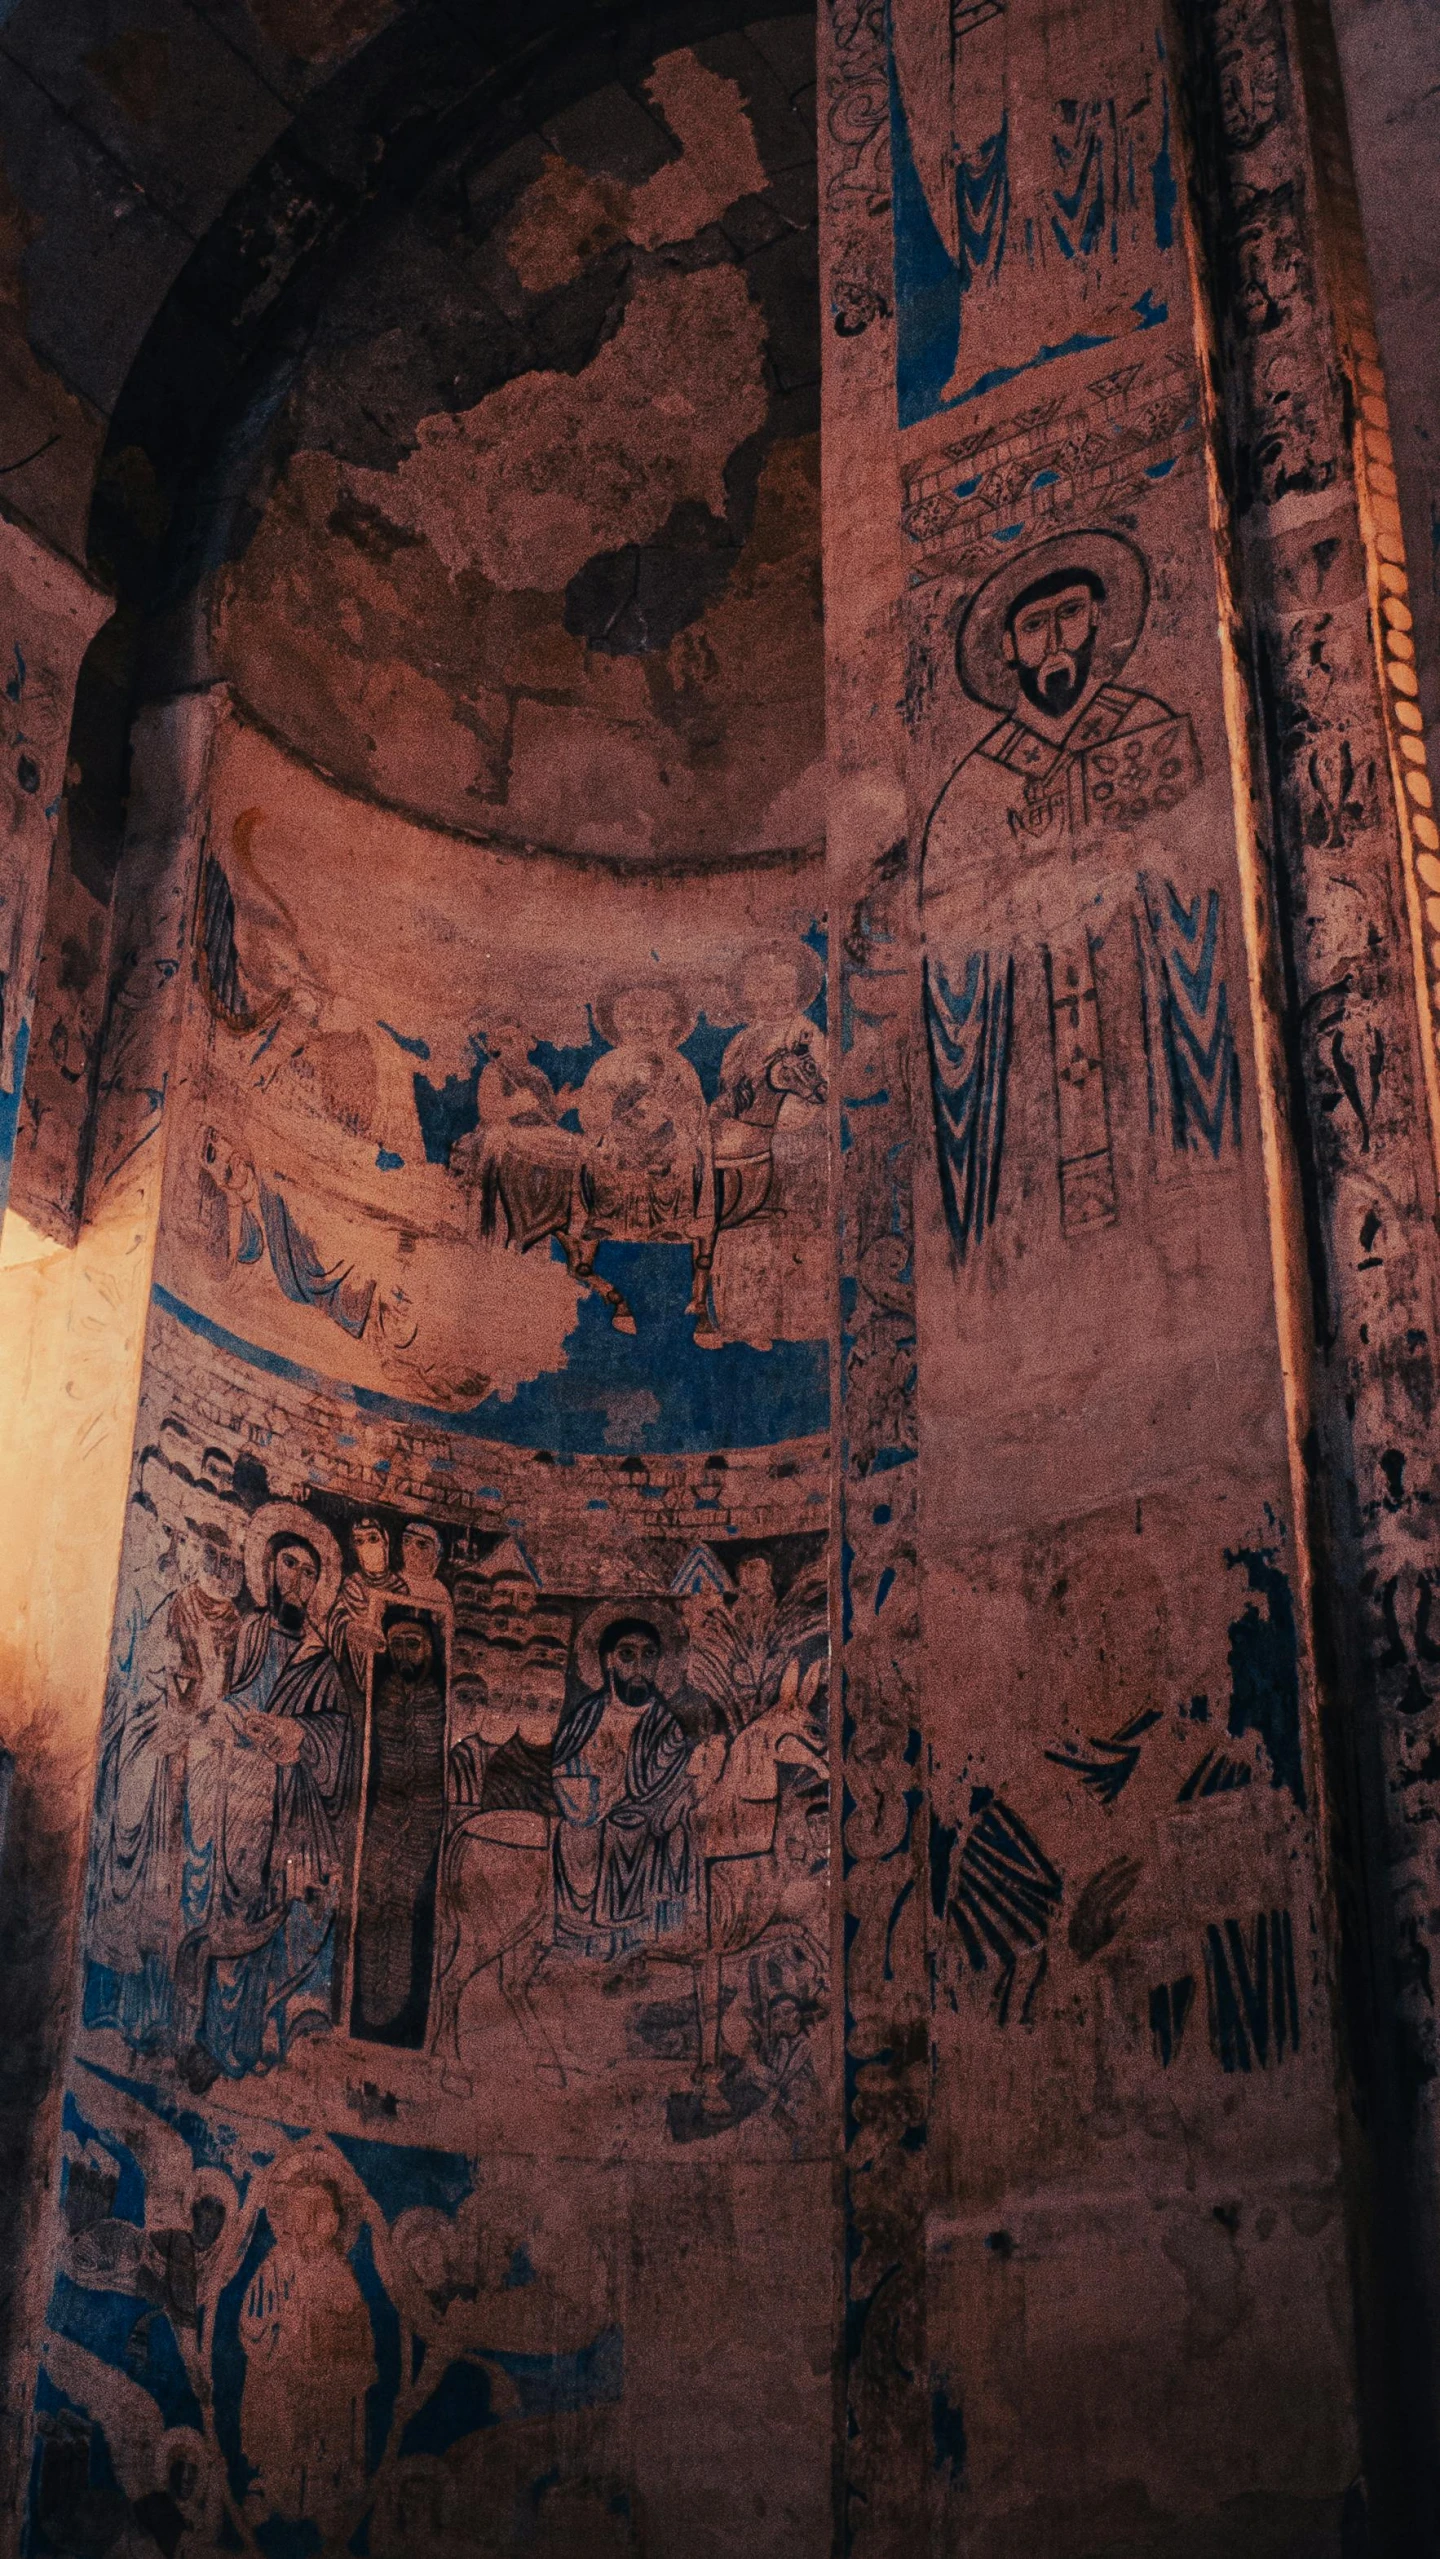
[469,1021,828,1339]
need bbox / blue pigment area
[400,2326,624,2459]
[28,2369,125,2558]
[351,2223,401,2476]
[887,19,1174,430]
[60,2092,147,2225]
[0,1012,30,1228]
[329,2135,474,2224]
[45,2273,204,2432]
[154,1240,828,1456]
[1225,1546,1305,1809]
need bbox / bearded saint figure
[919,531,1204,1263]
[551,1615,699,1962]
[175,1507,351,2081]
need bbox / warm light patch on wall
[1345,317,1440,984]
[0,1208,68,1271]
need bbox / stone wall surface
[1,0,1440,2553]
[14,686,837,2550]
[0,517,110,1233]
[824,0,1379,2546]
[0,694,223,2537]
[1330,0,1440,743]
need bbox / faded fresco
[24,19,837,2543]
[164,726,830,1447]
[78,1349,831,2150]
[205,26,824,868]
[11,0,1415,2544]
[32,2041,830,2559]
[34,698,835,2548]
[36,2066,631,2557]
[886,0,1179,429]
[42,1304,833,2551]
[65,694,837,2154]
[871,0,1360,2532]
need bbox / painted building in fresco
[0,0,1438,2551]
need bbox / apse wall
[33,713,834,2557]
[22,22,836,2552]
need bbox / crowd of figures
[42,2099,631,2559]
[188,935,830,1387]
[83,1437,829,2132]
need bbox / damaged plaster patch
[240,0,398,64]
[215,429,821,856]
[504,50,767,292]
[627,50,768,249]
[345,265,768,591]
[505,157,631,296]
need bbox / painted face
[191,2196,226,2253]
[273,1543,319,1612]
[352,1523,389,1580]
[737,1556,774,1600]
[198,1537,243,1602]
[517,1663,568,1719]
[166,2449,201,2507]
[1218,31,1282,150]
[403,1525,442,1581]
[606,1631,661,1706]
[1003,583,1099,719]
[610,988,682,1044]
[270,2176,341,2250]
[386,1622,431,1677]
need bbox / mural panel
[876,0,1360,2530]
[161,724,830,1451]
[44,888,835,2548]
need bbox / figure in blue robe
[175,1538,353,2079]
[84,1542,243,2053]
[551,1617,698,1962]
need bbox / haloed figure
[240,2169,375,2538]
[327,1514,402,1687]
[1002,566,1104,722]
[918,531,1202,1264]
[351,1611,448,2046]
[551,1616,699,1962]
[174,1509,350,2082]
[85,1516,244,2056]
[400,1518,449,1608]
[921,530,1179,877]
